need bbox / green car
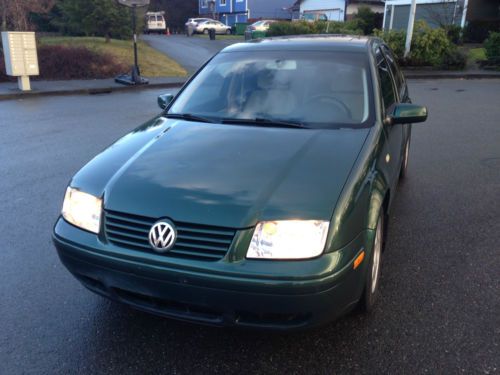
[53,36,427,330]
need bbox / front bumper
[53,218,373,330]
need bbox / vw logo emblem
[148,220,176,252]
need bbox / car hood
[72,118,370,228]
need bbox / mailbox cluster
[1,32,39,91]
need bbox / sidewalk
[1,69,499,101]
[0,76,187,101]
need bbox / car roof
[222,35,381,53]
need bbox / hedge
[374,20,466,69]
[267,20,363,37]
[0,45,127,82]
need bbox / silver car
[195,20,232,35]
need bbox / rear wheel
[359,211,384,312]
[203,29,209,35]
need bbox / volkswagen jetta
[53,36,427,330]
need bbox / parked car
[53,35,428,330]
[195,20,232,35]
[246,20,277,32]
[144,11,166,34]
[185,17,214,30]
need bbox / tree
[0,0,56,31]
[55,0,132,41]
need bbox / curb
[404,72,500,80]
[0,81,187,101]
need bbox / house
[290,0,385,22]
[382,0,469,30]
[295,0,347,21]
[383,0,500,31]
[198,0,294,25]
[345,0,385,19]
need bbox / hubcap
[371,218,382,294]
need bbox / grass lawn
[467,47,486,64]
[39,36,187,77]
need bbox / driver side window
[377,55,397,113]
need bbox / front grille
[104,210,235,261]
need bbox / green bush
[267,20,362,37]
[440,48,467,70]
[484,32,500,65]
[374,21,460,68]
[353,6,383,35]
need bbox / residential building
[296,0,347,21]
[382,0,468,30]
[383,0,500,30]
[346,0,385,19]
[198,0,294,25]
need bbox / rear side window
[377,57,396,112]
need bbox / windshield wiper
[221,117,306,129]
[165,113,215,123]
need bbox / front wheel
[203,29,209,35]
[359,212,384,312]
[226,29,231,35]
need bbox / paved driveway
[143,34,241,74]
[0,80,499,374]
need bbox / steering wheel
[304,95,352,120]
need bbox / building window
[201,0,208,8]
[220,0,226,5]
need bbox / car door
[375,45,403,190]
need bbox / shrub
[267,20,363,37]
[440,47,467,70]
[353,6,383,35]
[445,25,463,45]
[484,32,500,66]
[37,45,128,79]
[374,21,456,68]
[0,44,128,82]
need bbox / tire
[203,29,209,35]
[399,139,410,180]
[359,211,384,313]
[226,29,231,35]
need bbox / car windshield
[168,50,374,128]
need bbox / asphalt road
[1,79,499,374]
[143,34,240,74]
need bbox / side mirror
[385,104,428,125]
[157,93,174,110]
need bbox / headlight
[61,187,102,234]
[247,220,329,260]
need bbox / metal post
[131,5,141,83]
[404,0,417,58]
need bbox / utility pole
[404,0,417,58]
